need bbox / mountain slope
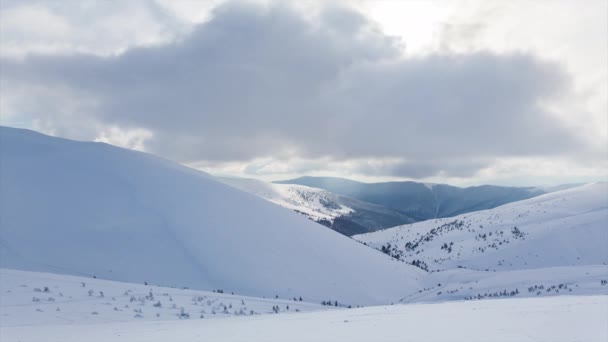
[0,127,422,305]
[217,177,354,223]
[276,176,545,221]
[218,177,414,236]
[354,183,608,272]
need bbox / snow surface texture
[355,183,608,272]
[411,265,608,303]
[1,271,605,342]
[0,127,422,305]
[0,269,329,327]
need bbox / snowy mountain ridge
[0,126,422,306]
[219,177,416,236]
[354,183,608,272]
[218,177,353,222]
[276,176,547,223]
[353,183,608,303]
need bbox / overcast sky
[1,0,606,186]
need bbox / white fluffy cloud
[1,1,605,185]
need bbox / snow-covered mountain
[1,127,606,341]
[353,184,608,303]
[218,177,414,236]
[276,176,546,222]
[218,177,354,223]
[354,183,608,272]
[0,126,423,305]
[221,176,548,237]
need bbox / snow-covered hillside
[0,127,422,305]
[219,177,415,236]
[2,270,605,342]
[218,177,353,223]
[354,183,608,273]
[409,265,608,303]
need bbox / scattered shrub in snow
[178,308,190,319]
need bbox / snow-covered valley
[1,127,607,341]
[221,176,549,237]
[218,177,416,236]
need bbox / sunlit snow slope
[218,177,353,223]
[0,127,422,305]
[219,177,415,236]
[355,183,608,272]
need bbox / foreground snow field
[2,292,606,342]
[1,269,606,342]
[0,269,328,327]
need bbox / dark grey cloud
[0,1,588,178]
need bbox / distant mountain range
[269,176,553,235]
[219,177,415,236]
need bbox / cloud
[0,0,188,57]
[0,1,593,179]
